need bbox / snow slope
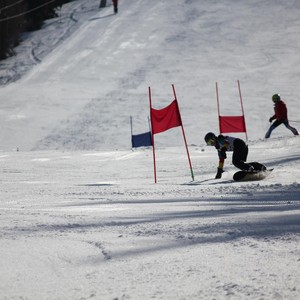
[0,0,300,150]
[0,0,299,299]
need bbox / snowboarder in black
[204,132,255,179]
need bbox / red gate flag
[151,100,182,134]
[149,85,194,183]
[219,115,246,133]
[216,80,248,140]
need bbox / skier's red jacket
[271,100,288,121]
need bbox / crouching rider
[204,132,254,179]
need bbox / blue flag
[132,131,152,148]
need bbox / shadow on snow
[5,186,300,261]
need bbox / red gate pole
[215,82,222,134]
[172,84,194,181]
[237,80,248,141]
[148,86,157,183]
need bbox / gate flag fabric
[130,116,152,148]
[150,100,182,134]
[149,85,194,183]
[216,80,248,140]
[131,131,152,148]
[219,115,246,133]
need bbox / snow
[0,0,299,299]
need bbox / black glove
[215,168,224,179]
[269,117,275,123]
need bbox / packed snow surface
[0,0,299,299]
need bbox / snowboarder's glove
[269,117,275,123]
[215,168,224,179]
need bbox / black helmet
[204,132,216,145]
[272,94,281,102]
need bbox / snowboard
[233,162,273,182]
[233,169,273,181]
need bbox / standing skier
[112,0,118,13]
[265,94,299,138]
[204,132,258,179]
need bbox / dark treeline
[0,0,72,60]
